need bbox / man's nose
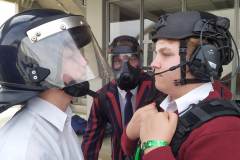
[150,56,161,69]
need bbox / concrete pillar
[109,3,120,22]
[86,0,103,46]
[86,0,104,118]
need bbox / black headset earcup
[189,44,221,79]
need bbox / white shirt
[0,97,84,160]
[160,82,214,115]
[117,87,138,125]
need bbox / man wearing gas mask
[82,35,164,160]
[0,9,111,160]
[110,36,142,91]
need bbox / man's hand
[140,110,178,153]
[126,103,158,140]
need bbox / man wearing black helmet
[0,9,111,160]
[121,11,240,160]
[81,35,164,160]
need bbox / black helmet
[109,35,141,54]
[151,11,234,84]
[108,35,142,91]
[0,9,111,112]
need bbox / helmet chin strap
[174,39,211,85]
[63,81,98,97]
[179,39,187,85]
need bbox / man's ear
[185,65,195,79]
[185,51,193,75]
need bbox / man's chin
[63,74,74,85]
[155,82,167,92]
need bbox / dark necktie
[124,91,133,126]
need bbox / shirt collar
[160,82,214,114]
[117,87,138,99]
[27,97,72,132]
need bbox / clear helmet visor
[108,53,141,78]
[18,23,112,88]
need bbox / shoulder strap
[171,99,240,157]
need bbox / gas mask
[110,53,141,91]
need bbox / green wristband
[134,145,142,160]
[141,140,169,151]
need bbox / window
[0,0,17,26]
